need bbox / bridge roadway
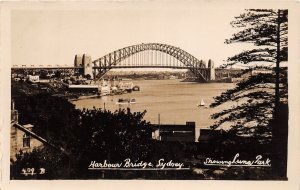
[11,65,243,82]
[12,65,206,70]
[92,65,204,70]
[11,66,83,70]
[12,43,221,81]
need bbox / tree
[54,71,61,78]
[14,93,81,148]
[84,74,92,80]
[11,93,156,179]
[11,93,199,179]
[210,9,288,139]
[210,9,288,178]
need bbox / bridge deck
[11,67,83,70]
[12,66,210,70]
[93,66,208,69]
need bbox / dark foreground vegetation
[10,88,287,179]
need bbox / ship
[98,79,111,96]
[116,98,136,104]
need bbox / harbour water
[72,79,236,141]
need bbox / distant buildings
[169,75,178,80]
[27,75,40,83]
[250,69,273,75]
[150,122,230,143]
[231,68,274,82]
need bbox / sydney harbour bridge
[12,43,217,82]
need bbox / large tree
[11,93,155,179]
[210,9,288,140]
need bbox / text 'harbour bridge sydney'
[12,43,217,82]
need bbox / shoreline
[69,94,100,102]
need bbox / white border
[1,1,300,190]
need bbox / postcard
[1,1,300,190]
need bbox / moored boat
[132,85,140,91]
[116,98,136,104]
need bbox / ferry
[99,86,111,96]
[99,80,111,96]
[116,98,136,104]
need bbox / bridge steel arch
[92,43,213,82]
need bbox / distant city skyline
[11,2,251,68]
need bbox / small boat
[116,98,136,104]
[197,98,205,107]
[132,85,140,91]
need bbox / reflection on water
[72,79,235,141]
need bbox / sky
[11,2,248,68]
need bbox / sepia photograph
[1,0,300,189]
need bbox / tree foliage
[11,93,156,178]
[224,9,287,67]
[211,9,288,139]
[14,93,80,149]
[10,90,277,179]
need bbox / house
[10,123,47,161]
[10,101,50,161]
[151,122,196,142]
[198,129,226,143]
[27,75,40,83]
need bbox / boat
[197,98,205,107]
[132,85,140,91]
[118,81,134,92]
[116,98,136,104]
[99,84,111,96]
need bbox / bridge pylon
[74,54,93,79]
[208,59,215,81]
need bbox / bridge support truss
[90,43,215,82]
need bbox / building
[10,123,46,161]
[27,75,40,83]
[251,69,273,75]
[169,75,178,80]
[198,129,226,143]
[68,84,99,93]
[10,101,48,161]
[151,122,196,142]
